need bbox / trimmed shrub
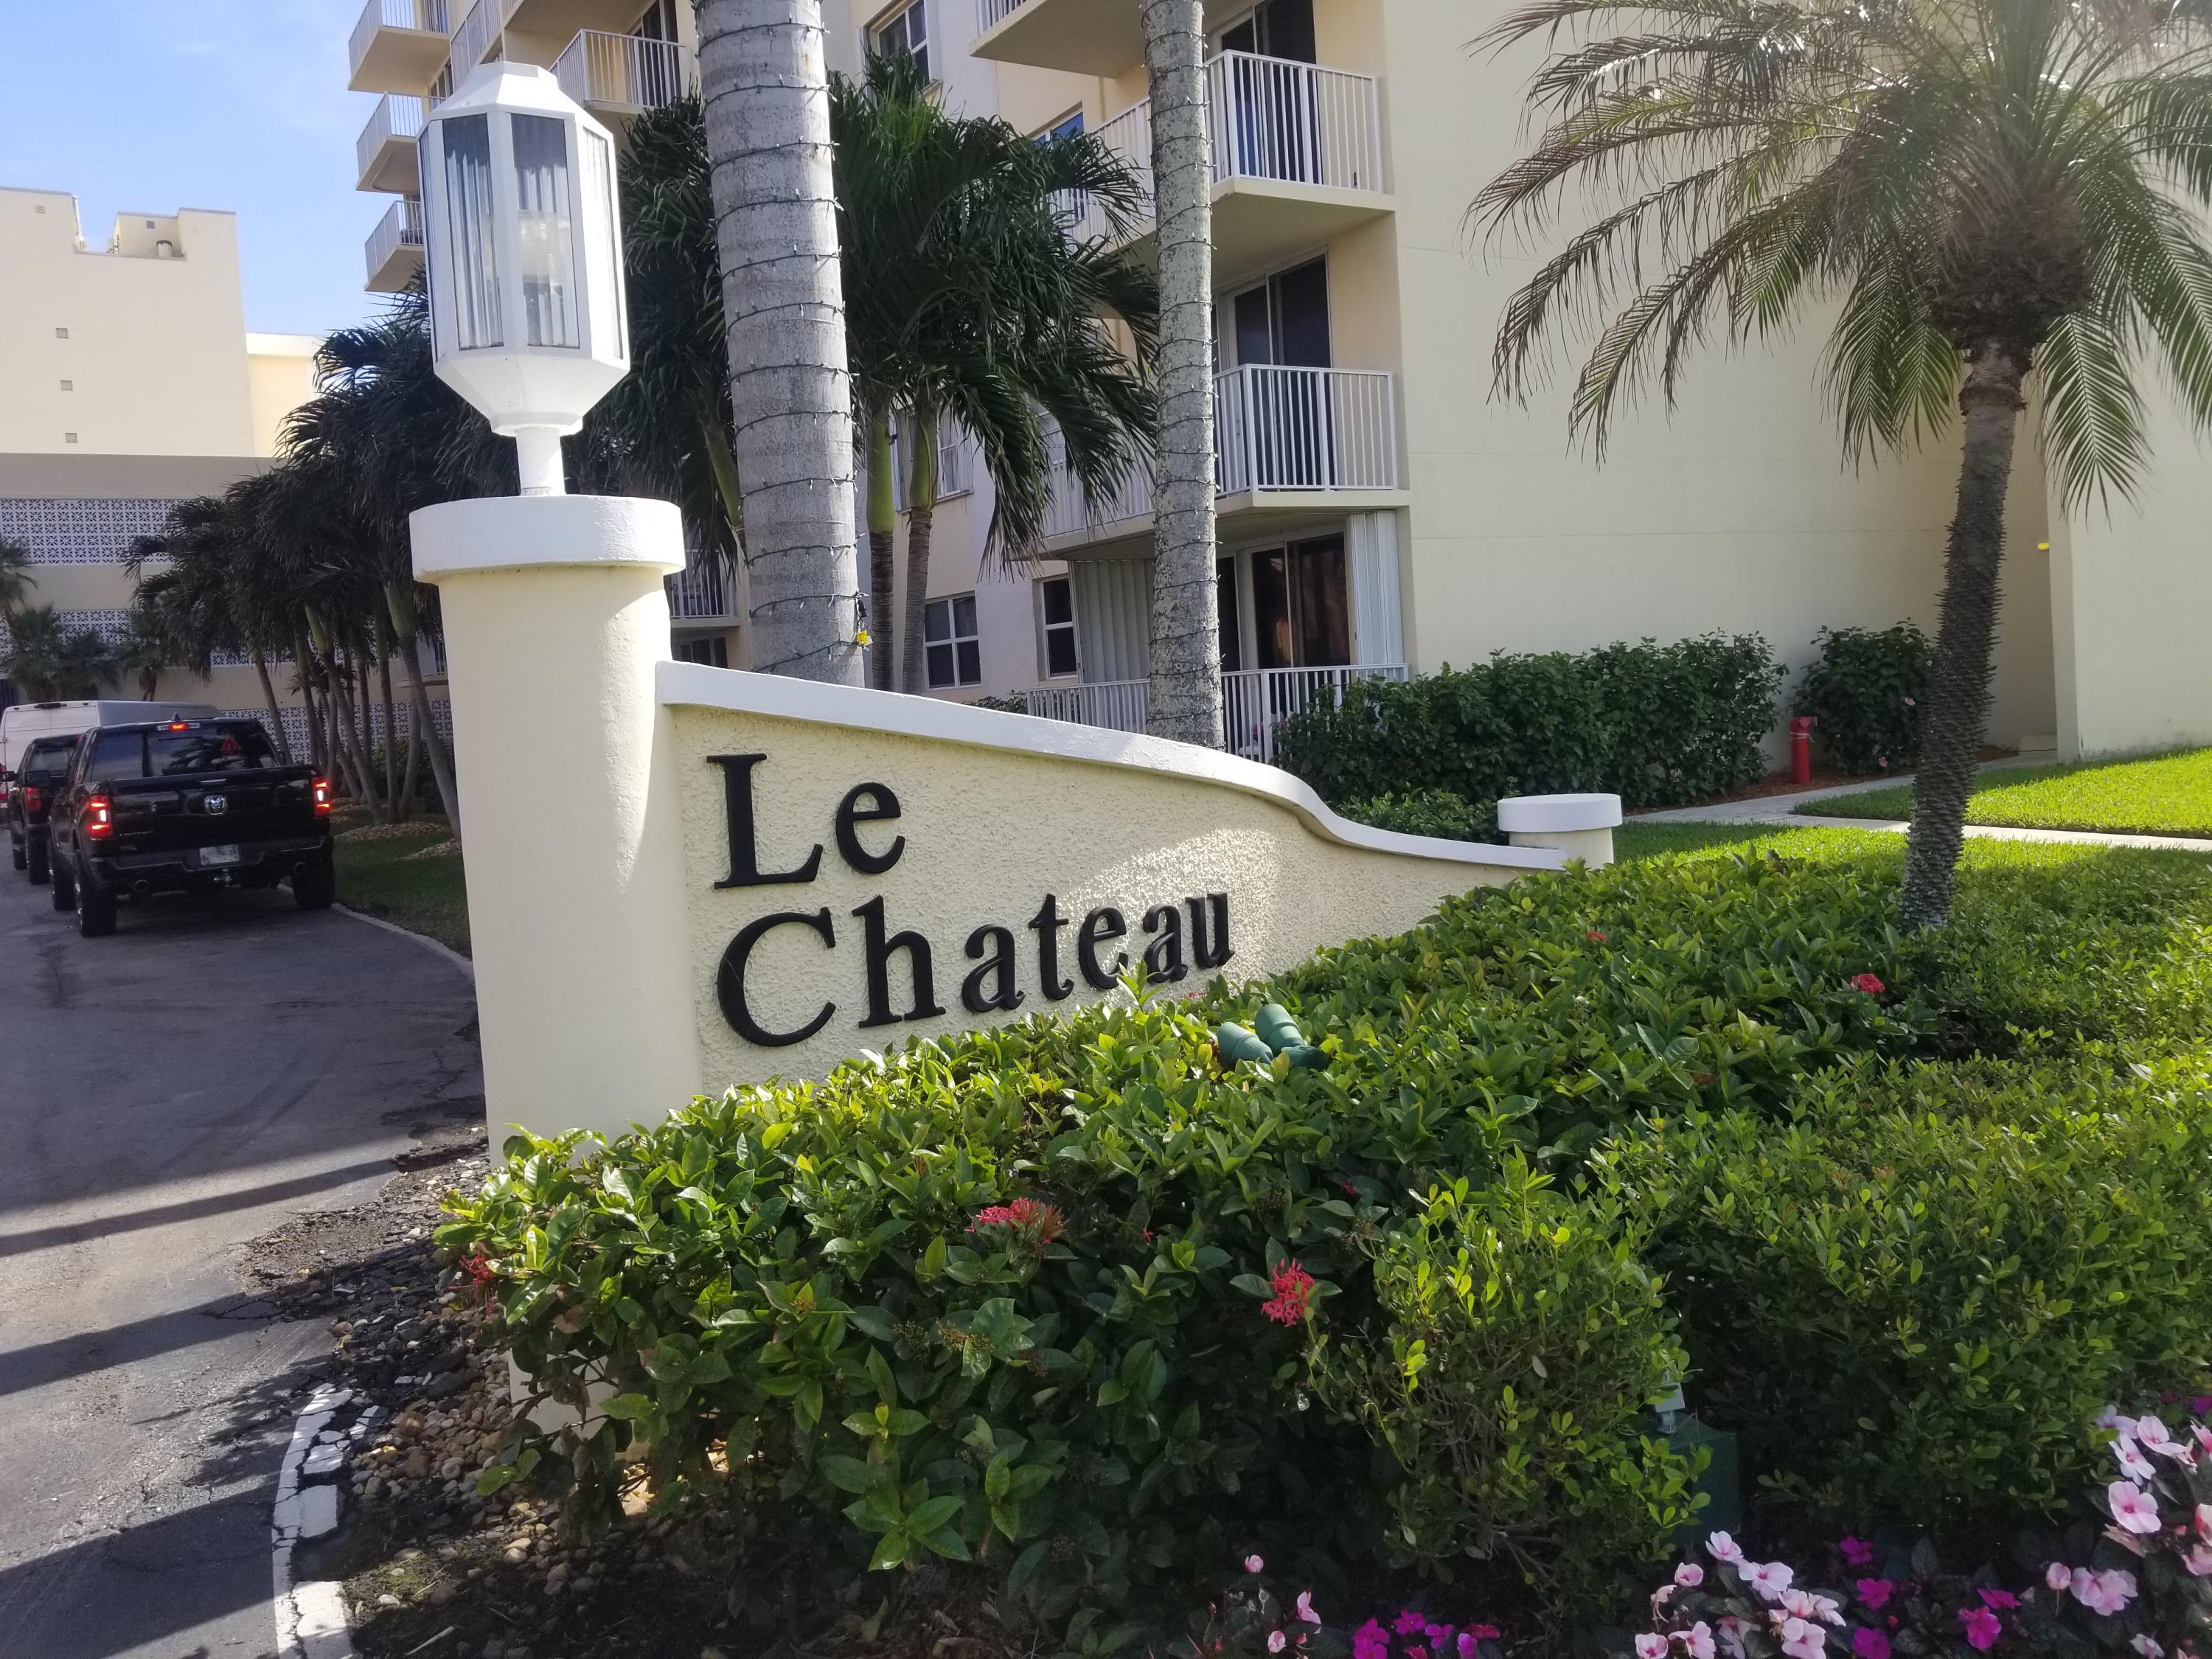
[1338,788,1498,842]
[1591,1051,2212,1543]
[1271,635,1781,813]
[1790,623,1932,776]
[1312,1167,1702,1617]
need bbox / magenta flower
[1397,1610,1431,1637]
[1459,1639,1478,1659]
[1354,1621,1391,1659]
[1840,1537,1875,1567]
[2111,1480,2163,1534]
[1856,1580,1894,1612]
[2191,1395,2212,1416]
[1469,1627,1502,1642]
[1854,1631,1891,1659]
[1978,1590,2019,1612]
[1959,1608,2003,1652]
[1245,1554,1265,1573]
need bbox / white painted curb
[334,902,475,981]
[273,1384,358,1659]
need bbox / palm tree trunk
[1141,0,1223,748]
[375,612,401,821]
[293,627,324,774]
[696,0,866,686]
[899,411,939,695]
[866,408,896,690]
[1899,341,2025,931]
[385,582,462,838]
[252,645,291,764]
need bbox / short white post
[1497,792,1623,868]
[411,495,703,1141]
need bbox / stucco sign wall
[659,662,1564,1091]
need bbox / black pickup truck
[46,717,335,937]
[7,732,80,885]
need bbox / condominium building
[348,0,2212,763]
[0,187,321,721]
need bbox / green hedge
[1336,787,1498,842]
[1790,622,1932,775]
[1594,1050,2212,1543]
[1271,634,1782,811]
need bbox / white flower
[2115,1437,2158,1481]
[2138,1415,2177,1450]
[1707,1532,1747,1566]
[1638,1635,1672,1659]
[1784,1590,1843,1627]
[1681,1624,1717,1659]
[1745,1561,1795,1601]
[2133,1637,2163,1658]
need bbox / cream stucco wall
[246,334,324,459]
[665,666,1549,1091]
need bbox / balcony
[973,0,1247,75]
[1043,364,1402,552]
[355,94,425,193]
[448,0,501,77]
[1020,664,1408,762]
[1073,53,1388,290]
[553,31,696,121]
[364,196,425,293]
[667,560,739,625]
[349,0,450,94]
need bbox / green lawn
[1800,746,2212,837]
[331,813,470,955]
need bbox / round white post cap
[410,495,687,582]
[1496,792,1624,832]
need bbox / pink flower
[968,1197,1066,1248]
[1784,1591,1843,1627]
[2101,1408,2140,1436]
[2073,1568,2138,1615]
[1707,1532,1747,1566]
[1851,973,1885,996]
[1676,1564,1705,1588]
[2045,1562,2072,1593]
[1682,1625,1717,1659]
[2191,1396,2212,1417]
[1853,1632,1891,1659]
[1295,1590,1320,1624]
[1354,1622,1390,1659]
[2138,1414,2177,1449]
[1459,1640,1478,1659]
[1470,1627,1503,1643]
[1840,1538,1875,1568]
[2135,1638,2164,1659]
[2185,1545,2212,1578]
[1856,1579,1894,1611]
[2114,1438,2157,1481]
[1398,1611,1432,1636]
[1652,1585,1677,1612]
[2111,1481,2163,1534]
[1978,1589,2018,1611]
[1959,1607,2002,1651]
[1261,1262,1318,1326]
[1778,1616,1826,1659]
[1637,1637,1671,1659]
[1746,1561,1795,1601]
[1717,1618,1746,1659]
[1270,1633,1288,1654]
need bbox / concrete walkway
[1635,754,2212,856]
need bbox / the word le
[708,754,1231,1048]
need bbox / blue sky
[0,0,386,338]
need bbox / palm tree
[1139,0,1223,747]
[130,495,297,761]
[830,53,1158,694]
[0,536,37,617]
[2,605,116,700]
[116,607,172,701]
[1479,0,2212,927]
[695,0,866,685]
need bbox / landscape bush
[1790,623,1932,776]
[1593,1051,2212,1542]
[1337,788,1498,843]
[1270,634,1781,813]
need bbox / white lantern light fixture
[417,63,630,496]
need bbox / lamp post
[417,62,630,494]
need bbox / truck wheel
[50,855,75,911]
[26,838,49,886]
[293,853,337,911]
[77,873,116,938]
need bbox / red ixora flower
[1586,929,1609,943]
[968,1197,1066,1250]
[1262,1260,1318,1326]
[1851,973,1886,996]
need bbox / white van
[0,699,223,776]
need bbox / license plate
[199,844,242,868]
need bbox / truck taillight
[21,786,41,813]
[85,795,113,839]
[311,777,333,817]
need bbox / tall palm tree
[695,0,866,685]
[1480,0,2212,928]
[0,536,37,617]
[2,605,116,700]
[131,495,298,762]
[830,53,1158,693]
[1139,0,1223,746]
[116,607,172,702]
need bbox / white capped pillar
[1498,792,1621,868]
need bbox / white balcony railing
[1043,364,1397,539]
[891,414,975,511]
[667,560,737,623]
[449,0,500,75]
[350,0,450,77]
[975,0,1026,36]
[355,94,425,185]
[364,195,425,287]
[1020,664,1408,762]
[554,31,695,115]
[1074,52,1382,242]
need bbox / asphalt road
[0,866,480,1658]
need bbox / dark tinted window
[22,741,77,782]
[87,731,146,779]
[149,723,277,775]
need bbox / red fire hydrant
[1789,716,1815,785]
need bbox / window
[86,731,145,779]
[923,594,980,689]
[63,432,77,445]
[54,326,68,338]
[1038,108,1084,142]
[1036,576,1077,678]
[150,723,279,775]
[675,634,728,667]
[58,380,72,392]
[870,0,929,84]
